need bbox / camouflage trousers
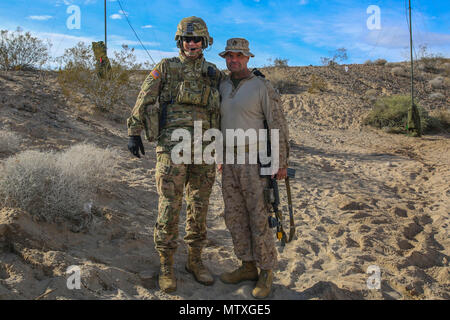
[154,152,215,254]
[222,163,278,270]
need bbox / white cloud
[110,14,122,20]
[28,15,53,21]
[118,10,128,17]
[141,25,153,29]
[55,0,72,6]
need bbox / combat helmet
[175,16,213,49]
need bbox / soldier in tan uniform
[127,17,222,293]
[217,38,290,299]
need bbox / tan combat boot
[219,261,259,284]
[251,269,273,299]
[185,247,214,285]
[158,251,177,293]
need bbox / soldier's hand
[272,167,287,180]
[128,135,145,158]
[217,164,223,173]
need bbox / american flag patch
[150,69,160,80]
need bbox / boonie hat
[219,38,254,58]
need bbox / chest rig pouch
[158,58,221,134]
[176,80,211,106]
[166,60,218,108]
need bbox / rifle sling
[285,177,295,243]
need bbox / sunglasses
[183,36,203,43]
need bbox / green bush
[57,42,141,112]
[0,27,51,70]
[0,143,119,229]
[364,95,432,133]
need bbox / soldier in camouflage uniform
[217,38,290,299]
[127,17,222,293]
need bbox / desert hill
[0,61,449,300]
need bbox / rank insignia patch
[150,69,160,80]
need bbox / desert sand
[0,63,448,300]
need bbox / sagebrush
[266,69,297,94]
[308,74,328,93]
[0,130,21,154]
[0,27,51,71]
[0,143,119,228]
[320,48,348,66]
[57,42,142,112]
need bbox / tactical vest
[159,57,220,131]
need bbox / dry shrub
[0,143,119,229]
[429,92,445,100]
[56,143,118,192]
[442,62,450,77]
[429,76,444,89]
[416,44,448,73]
[57,42,141,112]
[320,48,348,67]
[0,130,21,154]
[0,27,51,71]
[272,58,289,67]
[374,59,387,66]
[429,109,450,133]
[364,89,377,103]
[266,69,297,94]
[363,95,432,133]
[308,74,328,93]
[391,67,408,77]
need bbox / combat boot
[251,269,273,299]
[219,261,259,284]
[185,247,214,285]
[158,251,177,293]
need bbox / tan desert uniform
[220,72,289,271]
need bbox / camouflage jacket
[127,52,222,152]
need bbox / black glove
[128,135,145,158]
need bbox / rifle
[266,168,296,246]
[261,120,296,246]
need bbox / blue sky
[0,0,449,69]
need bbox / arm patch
[150,68,161,80]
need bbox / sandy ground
[0,64,448,300]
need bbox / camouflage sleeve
[127,61,165,136]
[218,70,227,85]
[261,80,290,168]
